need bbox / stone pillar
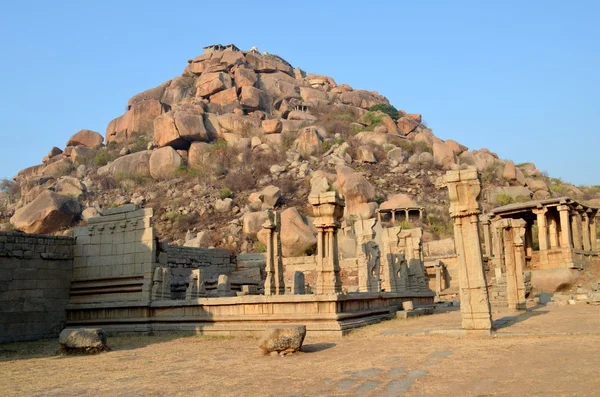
[524,224,534,257]
[309,192,345,295]
[292,271,305,294]
[582,212,591,252]
[590,211,598,252]
[502,219,527,311]
[419,208,424,222]
[405,209,410,222]
[533,208,548,251]
[491,219,504,272]
[558,205,572,249]
[571,210,583,250]
[445,169,492,331]
[548,215,559,248]
[480,214,492,258]
[263,210,285,295]
[355,218,378,292]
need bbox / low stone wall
[0,231,74,343]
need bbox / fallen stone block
[59,328,109,354]
[258,325,306,355]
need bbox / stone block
[258,325,306,354]
[59,328,109,354]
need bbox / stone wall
[158,243,235,298]
[0,231,74,343]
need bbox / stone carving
[309,191,345,295]
[496,218,527,311]
[445,169,492,331]
[151,266,173,300]
[355,218,379,292]
[293,271,305,295]
[185,269,206,299]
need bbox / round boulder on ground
[59,328,109,354]
[258,325,306,355]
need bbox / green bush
[362,111,384,126]
[254,241,266,253]
[219,187,233,199]
[95,150,112,166]
[496,193,515,207]
[369,104,400,120]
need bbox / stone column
[533,208,548,251]
[502,219,527,311]
[405,209,410,222]
[548,215,559,248]
[263,210,285,295]
[571,210,583,250]
[491,219,504,273]
[480,214,492,258]
[309,192,345,295]
[445,169,492,332]
[582,212,591,252]
[590,211,598,252]
[355,218,378,292]
[419,208,424,222]
[558,205,572,248]
[380,227,401,293]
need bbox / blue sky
[1,0,598,185]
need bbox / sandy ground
[1,304,600,397]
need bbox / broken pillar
[500,218,527,311]
[355,218,379,292]
[445,169,492,332]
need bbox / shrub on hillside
[369,104,400,120]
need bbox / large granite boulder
[258,325,306,355]
[292,127,323,158]
[433,141,458,169]
[66,129,104,149]
[10,190,81,234]
[154,107,208,149]
[257,207,316,257]
[196,72,232,97]
[99,150,152,178]
[149,147,184,180]
[59,328,108,354]
[530,269,579,293]
[334,166,376,219]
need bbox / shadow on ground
[301,343,336,353]
[493,304,548,330]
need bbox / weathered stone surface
[161,76,195,105]
[217,114,262,135]
[154,107,208,149]
[215,198,234,213]
[287,111,317,121]
[257,72,300,100]
[70,146,96,166]
[530,268,579,292]
[240,86,265,109]
[397,117,420,135]
[445,139,468,155]
[41,158,74,177]
[262,185,282,207]
[258,325,306,354]
[292,127,323,158]
[299,87,329,106]
[354,131,389,146]
[526,178,549,193]
[184,231,213,248]
[59,328,108,354]
[279,208,316,257]
[489,186,533,204]
[234,67,258,87]
[433,141,458,169]
[262,119,282,134]
[243,212,269,237]
[10,190,81,234]
[149,147,184,180]
[209,87,238,106]
[380,194,417,210]
[195,72,232,97]
[187,142,211,168]
[503,161,517,181]
[335,166,376,219]
[81,207,99,221]
[99,150,152,178]
[66,129,104,149]
[338,90,387,109]
[128,81,170,108]
[43,147,63,163]
[55,176,86,198]
[356,145,376,163]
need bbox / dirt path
[1,304,599,397]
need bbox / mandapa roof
[490,197,600,216]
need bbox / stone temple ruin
[2,170,598,343]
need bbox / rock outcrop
[10,190,81,234]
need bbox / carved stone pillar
[355,218,378,292]
[571,210,583,250]
[582,212,591,252]
[558,205,572,249]
[380,227,401,293]
[480,214,492,258]
[445,169,492,331]
[548,215,559,248]
[309,192,345,295]
[502,219,527,311]
[491,219,504,272]
[263,210,285,295]
[590,211,598,252]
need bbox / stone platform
[66,292,435,337]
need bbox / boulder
[275,208,317,257]
[256,72,300,100]
[489,186,533,204]
[356,145,376,163]
[387,148,408,164]
[153,107,208,149]
[262,185,282,207]
[503,161,517,181]
[81,207,99,222]
[149,147,184,180]
[217,114,263,135]
[234,67,258,87]
[215,198,234,213]
[43,147,63,163]
[195,72,232,97]
[188,142,211,168]
[99,150,151,178]
[530,269,580,292]
[292,127,323,158]
[299,87,330,106]
[41,158,73,178]
[354,131,389,146]
[258,325,306,355]
[262,119,283,134]
[10,190,81,234]
[433,141,458,169]
[59,328,108,354]
[55,176,86,198]
[209,87,238,106]
[70,146,96,166]
[334,166,375,219]
[287,111,317,121]
[184,231,213,248]
[338,90,387,109]
[161,76,195,105]
[106,99,168,144]
[66,129,104,149]
[240,86,265,109]
[526,178,549,193]
[380,194,417,210]
[128,81,170,108]
[243,212,268,237]
[445,139,468,156]
[396,117,419,135]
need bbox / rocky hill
[1,44,599,254]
